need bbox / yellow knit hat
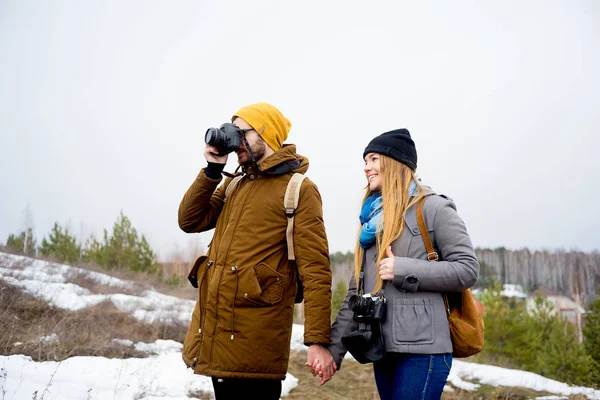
[232,102,291,151]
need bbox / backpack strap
[417,196,452,315]
[416,197,439,262]
[223,172,306,261]
[284,173,306,261]
[223,175,243,202]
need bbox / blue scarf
[359,181,418,249]
[359,194,382,249]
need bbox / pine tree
[331,278,348,321]
[83,211,156,273]
[480,280,536,367]
[535,316,595,386]
[482,286,597,386]
[583,292,600,386]
[83,235,106,265]
[526,290,596,386]
[38,222,81,262]
[5,228,37,256]
[330,251,354,264]
[135,235,157,273]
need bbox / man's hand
[306,344,336,385]
[204,145,228,164]
[379,246,395,281]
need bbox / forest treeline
[331,248,600,306]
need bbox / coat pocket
[235,263,284,306]
[188,256,207,288]
[253,263,284,305]
[391,297,435,345]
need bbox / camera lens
[204,124,241,156]
[348,295,360,310]
[349,295,371,314]
[205,127,220,147]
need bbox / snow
[502,283,528,299]
[39,333,60,345]
[472,283,528,299]
[2,352,212,400]
[0,253,194,324]
[448,361,600,398]
[1,251,599,400]
[0,345,299,400]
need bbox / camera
[349,293,386,323]
[205,123,242,156]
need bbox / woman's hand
[379,246,395,281]
[306,345,336,385]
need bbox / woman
[313,129,480,399]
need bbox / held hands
[379,247,395,281]
[306,345,337,386]
[204,144,228,164]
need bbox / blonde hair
[354,154,424,293]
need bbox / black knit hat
[363,128,417,170]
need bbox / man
[178,102,333,399]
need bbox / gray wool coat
[328,187,480,368]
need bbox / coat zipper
[230,266,239,340]
[198,259,214,333]
[209,178,257,366]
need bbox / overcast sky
[1,0,599,261]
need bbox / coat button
[407,276,418,284]
[412,228,419,234]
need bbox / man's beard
[237,141,266,165]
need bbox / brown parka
[178,144,332,380]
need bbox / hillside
[1,252,600,399]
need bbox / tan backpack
[225,173,306,303]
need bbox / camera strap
[358,251,366,296]
[358,251,386,298]
[222,165,242,179]
[241,133,260,169]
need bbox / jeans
[373,353,452,400]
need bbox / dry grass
[0,279,188,361]
[64,269,144,296]
[489,386,556,399]
[74,260,198,301]
[286,351,380,400]
[154,278,198,301]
